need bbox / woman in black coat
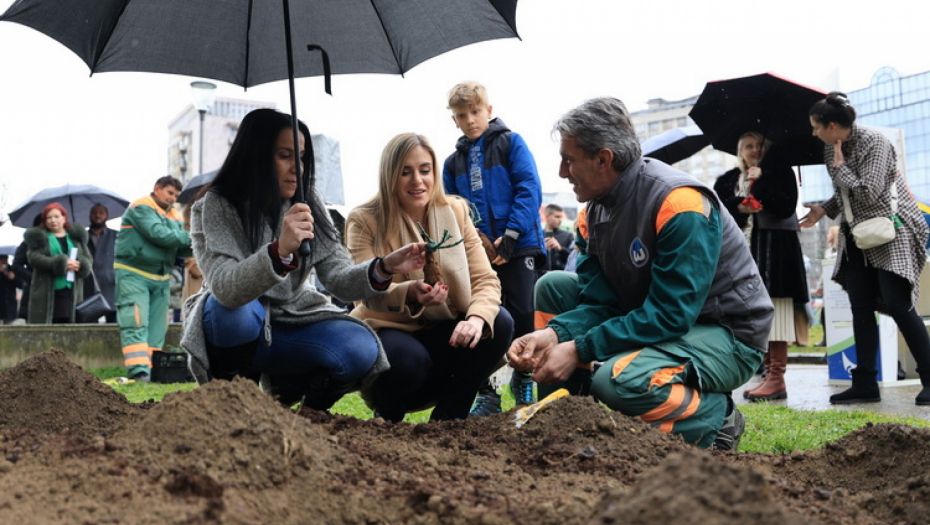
[714,132,809,401]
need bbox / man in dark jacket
[0,254,24,324]
[509,97,773,450]
[84,203,118,323]
[539,204,575,276]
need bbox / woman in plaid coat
[801,92,930,406]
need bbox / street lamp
[190,80,217,175]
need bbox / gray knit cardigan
[181,190,389,385]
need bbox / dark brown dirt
[1,349,928,525]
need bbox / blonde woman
[346,133,513,422]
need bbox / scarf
[398,203,471,322]
[47,231,74,290]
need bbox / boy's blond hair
[447,81,489,110]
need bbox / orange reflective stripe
[535,311,556,330]
[641,384,701,432]
[134,304,141,327]
[576,207,588,239]
[610,350,641,379]
[656,187,710,234]
[642,383,687,422]
[147,347,159,356]
[649,364,687,389]
[122,343,151,366]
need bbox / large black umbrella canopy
[8,184,130,228]
[689,72,826,167]
[177,170,218,206]
[641,125,710,165]
[0,0,518,87]
[1,0,519,255]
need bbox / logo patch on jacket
[630,238,648,268]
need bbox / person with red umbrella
[713,132,809,402]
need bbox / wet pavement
[734,363,930,421]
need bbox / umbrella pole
[282,0,312,257]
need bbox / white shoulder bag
[841,180,897,250]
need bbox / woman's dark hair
[809,91,857,128]
[204,108,335,252]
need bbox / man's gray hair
[553,97,641,173]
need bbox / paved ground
[734,363,930,421]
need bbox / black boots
[918,371,930,406]
[830,368,881,404]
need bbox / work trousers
[536,271,762,448]
[116,269,170,377]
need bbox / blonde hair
[447,81,489,110]
[358,133,448,253]
[736,132,773,173]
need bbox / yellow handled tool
[513,388,569,428]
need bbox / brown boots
[746,342,788,402]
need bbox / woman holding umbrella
[802,92,930,406]
[180,109,427,410]
[714,132,809,401]
[23,203,93,324]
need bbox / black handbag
[76,270,115,323]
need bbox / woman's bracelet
[378,257,393,276]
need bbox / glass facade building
[800,67,930,204]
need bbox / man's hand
[508,328,558,372]
[544,236,562,251]
[532,341,580,384]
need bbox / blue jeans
[202,296,379,408]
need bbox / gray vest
[587,158,773,351]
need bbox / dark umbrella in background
[8,184,129,228]
[0,245,17,256]
[689,72,826,167]
[177,170,218,206]
[641,125,710,165]
[1,0,521,254]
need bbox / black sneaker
[509,370,536,407]
[468,389,502,417]
[712,401,745,451]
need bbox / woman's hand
[832,141,846,167]
[279,203,314,258]
[66,259,81,272]
[747,166,762,180]
[737,203,761,214]
[450,316,485,348]
[382,242,427,275]
[407,279,448,307]
[799,204,826,228]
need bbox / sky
[1,0,929,246]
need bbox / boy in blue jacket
[442,81,545,414]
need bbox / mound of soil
[1,349,929,524]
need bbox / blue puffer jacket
[442,118,545,257]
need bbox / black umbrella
[8,184,129,228]
[177,170,218,206]
[641,126,710,165]
[1,0,520,253]
[689,72,826,166]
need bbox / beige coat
[346,197,501,337]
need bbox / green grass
[94,367,928,453]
